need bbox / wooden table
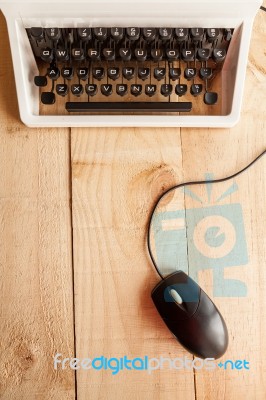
[0,6,265,400]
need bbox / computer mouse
[151,271,228,359]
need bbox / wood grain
[0,13,75,400]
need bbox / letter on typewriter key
[116,84,128,96]
[131,84,142,97]
[103,49,115,61]
[190,84,203,96]
[77,68,89,80]
[56,49,69,62]
[111,28,124,41]
[184,68,197,80]
[78,28,92,41]
[93,68,105,81]
[159,28,172,40]
[122,68,135,80]
[119,48,132,61]
[154,68,166,81]
[161,84,173,97]
[135,49,147,62]
[72,48,85,61]
[190,28,204,41]
[108,68,120,81]
[197,49,210,61]
[175,28,188,41]
[182,49,195,62]
[56,84,69,96]
[85,84,98,96]
[138,68,150,81]
[88,49,101,60]
[101,84,113,96]
[126,28,140,41]
[30,27,44,41]
[41,92,56,105]
[213,49,227,62]
[47,67,60,80]
[34,76,47,87]
[145,84,156,97]
[206,29,220,42]
[142,28,156,41]
[175,84,188,96]
[151,49,163,62]
[41,48,54,63]
[199,67,213,80]
[61,67,74,80]
[166,49,179,61]
[204,92,218,105]
[71,84,84,96]
[46,28,61,41]
[169,68,181,81]
[93,28,108,41]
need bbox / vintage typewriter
[0,0,262,127]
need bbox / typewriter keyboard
[27,27,233,116]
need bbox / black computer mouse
[151,271,228,359]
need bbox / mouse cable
[147,149,266,280]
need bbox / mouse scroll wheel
[169,289,183,305]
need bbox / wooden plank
[71,128,196,399]
[0,13,75,400]
[180,6,266,400]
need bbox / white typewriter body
[0,0,262,128]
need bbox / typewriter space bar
[65,102,192,113]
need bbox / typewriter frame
[0,0,262,128]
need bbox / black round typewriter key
[135,49,147,62]
[108,67,120,81]
[151,49,163,62]
[197,48,210,61]
[77,67,89,80]
[175,84,187,96]
[138,68,150,81]
[88,49,101,60]
[56,49,69,62]
[71,84,84,96]
[47,67,60,80]
[56,84,69,96]
[61,67,74,80]
[166,49,179,61]
[159,28,172,40]
[161,84,173,97]
[184,67,197,80]
[169,68,181,81]
[78,28,92,41]
[175,28,188,41]
[72,48,85,61]
[190,84,203,96]
[142,28,156,41]
[34,76,47,87]
[190,28,204,41]
[204,92,218,105]
[199,67,213,80]
[93,28,108,41]
[116,84,128,96]
[101,84,113,96]
[213,48,227,62]
[206,28,220,42]
[154,67,166,81]
[223,29,233,41]
[145,84,156,97]
[85,84,98,96]
[40,48,54,63]
[111,28,124,41]
[182,49,195,62]
[30,27,44,40]
[131,84,142,96]
[103,48,115,61]
[46,28,61,41]
[122,67,135,80]
[41,92,56,105]
[119,48,132,61]
[126,27,140,40]
[92,67,105,80]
